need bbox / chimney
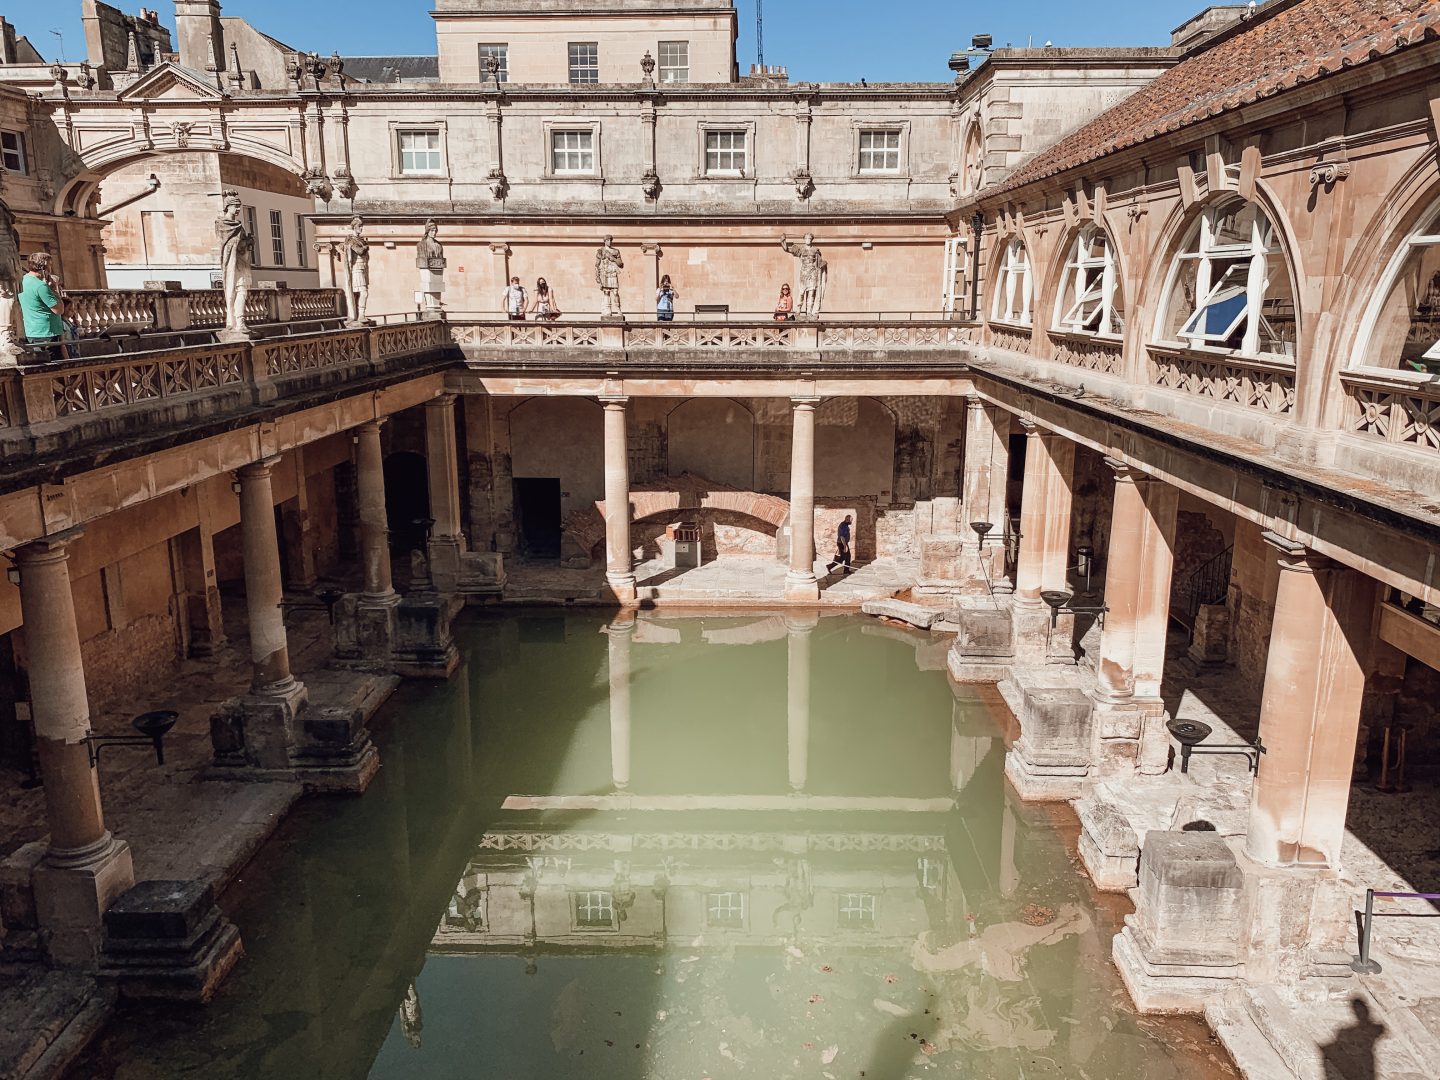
[174,0,225,72]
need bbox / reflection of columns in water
[399,980,423,1049]
[999,797,1019,898]
[606,615,635,791]
[785,613,817,792]
[949,700,992,792]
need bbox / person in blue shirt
[828,514,854,574]
[655,274,677,321]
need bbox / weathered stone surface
[103,879,215,944]
[1076,798,1140,892]
[860,598,941,630]
[100,879,243,1003]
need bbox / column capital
[965,393,988,411]
[1103,456,1148,483]
[1261,530,1332,573]
[1018,415,1041,435]
[791,396,821,409]
[425,392,458,410]
[355,417,388,436]
[13,526,85,564]
[237,455,283,480]
[599,395,630,408]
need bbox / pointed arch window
[1355,204,1440,375]
[1054,224,1124,336]
[1158,200,1296,359]
[991,238,1032,326]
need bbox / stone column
[234,457,306,769]
[1092,461,1178,775]
[785,398,821,600]
[786,613,816,792]
[1012,420,1050,609]
[601,396,637,603]
[1245,535,1373,869]
[606,615,634,791]
[16,531,135,968]
[1011,422,1074,663]
[959,396,1000,595]
[355,420,395,602]
[425,394,467,591]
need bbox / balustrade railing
[59,287,345,338]
[1148,344,1296,416]
[989,324,1036,357]
[1342,371,1440,453]
[1050,330,1124,376]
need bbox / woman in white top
[503,277,527,320]
[528,277,561,320]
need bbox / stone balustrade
[1148,343,1296,416]
[0,318,448,460]
[1050,330,1124,376]
[59,288,345,338]
[1342,371,1440,454]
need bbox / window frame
[657,40,689,83]
[543,120,603,179]
[477,42,508,83]
[837,892,877,930]
[697,122,755,179]
[397,129,444,176]
[705,891,746,929]
[573,889,617,931]
[294,213,308,267]
[1053,224,1123,338]
[568,41,599,84]
[854,124,908,176]
[549,128,596,175]
[990,236,1033,326]
[0,131,27,175]
[268,209,285,267]
[243,206,259,265]
[1350,201,1440,378]
[1156,199,1297,361]
[388,121,449,181]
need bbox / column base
[1113,924,1240,1015]
[606,572,638,604]
[1012,601,1078,666]
[429,540,506,595]
[1003,671,1095,801]
[99,879,244,1003]
[293,669,397,794]
[333,591,401,666]
[1090,694,1172,777]
[394,593,463,678]
[1004,748,1089,801]
[946,595,1016,683]
[33,834,135,970]
[783,570,820,601]
[208,680,308,773]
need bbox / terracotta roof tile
[982,0,1440,201]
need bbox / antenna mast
[756,0,764,68]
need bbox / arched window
[961,125,984,196]
[1053,224,1124,336]
[991,238,1031,325]
[1157,199,1296,359]
[1355,204,1440,374]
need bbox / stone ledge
[860,598,942,629]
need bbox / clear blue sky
[29,1,1202,82]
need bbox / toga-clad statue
[215,190,254,339]
[595,235,624,319]
[343,215,371,325]
[0,200,23,363]
[780,233,827,320]
[415,218,445,314]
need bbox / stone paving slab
[0,969,109,1080]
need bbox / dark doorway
[0,632,34,778]
[513,478,562,558]
[384,452,431,555]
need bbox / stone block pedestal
[209,680,308,776]
[32,837,135,970]
[946,596,1015,683]
[1004,675,1094,800]
[394,594,463,678]
[333,593,402,667]
[100,880,243,1002]
[1075,798,1140,892]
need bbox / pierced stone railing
[255,329,372,377]
[1342,371,1440,453]
[48,342,249,418]
[60,287,346,337]
[375,319,450,359]
[989,324,1036,356]
[1148,344,1296,416]
[1050,330,1123,376]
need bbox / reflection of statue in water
[772,856,814,938]
[215,190,254,339]
[450,885,484,931]
[595,235,623,319]
[399,980,423,1049]
[343,215,371,325]
[0,199,23,362]
[780,233,827,319]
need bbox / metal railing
[1352,888,1440,974]
[1171,545,1233,632]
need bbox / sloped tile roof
[984,0,1440,201]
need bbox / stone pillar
[1245,535,1372,869]
[279,446,318,593]
[1092,462,1178,776]
[606,615,634,791]
[355,420,395,602]
[425,394,467,591]
[16,531,135,968]
[1012,420,1051,609]
[785,398,821,600]
[786,613,816,791]
[986,408,1012,586]
[601,396,636,603]
[231,457,306,769]
[959,396,1002,595]
[1012,422,1075,664]
[175,524,225,658]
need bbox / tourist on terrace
[529,278,560,320]
[19,252,64,352]
[828,514,855,574]
[503,276,527,321]
[773,283,795,322]
[656,275,677,321]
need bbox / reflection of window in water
[917,856,944,890]
[838,892,877,930]
[706,891,746,928]
[575,890,616,929]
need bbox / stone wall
[1227,519,1278,693]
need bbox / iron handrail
[1352,888,1440,974]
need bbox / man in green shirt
[19,252,63,342]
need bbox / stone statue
[342,215,371,325]
[214,190,253,339]
[415,218,445,314]
[595,235,624,319]
[0,200,22,363]
[780,233,827,319]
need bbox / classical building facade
[1,0,1439,1075]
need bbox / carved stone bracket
[1309,160,1352,188]
[487,169,509,201]
[640,172,661,201]
[301,166,332,201]
[331,166,356,201]
[792,170,814,201]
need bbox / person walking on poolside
[774,282,795,322]
[828,514,855,574]
[19,252,64,349]
[503,276,527,321]
[529,277,561,320]
[656,274,677,322]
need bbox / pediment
[115,63,225,103]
